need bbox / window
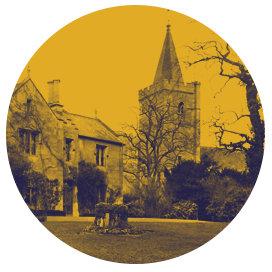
[31,133,36,155]
[96,145,106,166]
[178,102,184,114]
[27,99,32,114]
[65,139,73,161]
[25,133,30,154]
[19,129,38,155]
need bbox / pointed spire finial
[27,66,31,78]
[153,20,184,84]
[167,9,171,31]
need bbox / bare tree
[121,87,199,216]
[185,41,264,184]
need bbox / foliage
[7,139,61,211]
[106,187,122,204]
[219,168,249,188]
[78,224,143,235]
[95,203,128,217]
[203,174,252,222]
[126,201,145,218]
[77,161,107,213]
[164,155,218,204]
[95,203,129,228]
[163,200,198,220]
[27,171,61,211]
[165,156,254,221]
[7,141,32,199]
[123,192,139,204]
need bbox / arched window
[178,102,184,114]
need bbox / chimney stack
[47,79,63,111]
[47,81,54,104]
[53,79,60,103]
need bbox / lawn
[42,221,228,264]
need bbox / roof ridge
[95,118,119,138]
[63,110,96,120]
[13,77,30,93]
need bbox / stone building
[138,24,200,169]
[7,77,123,216]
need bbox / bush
[123,193,139,204]
[28,171,61,211]
[106,187,122,204]
[163,200,198,220]
[95,203,129,228]
[77,161,107,213]
[7,142,32,199]
[126,201,145,217]
[204,174,252,222]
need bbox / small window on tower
[178,102,184,114]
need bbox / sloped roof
[14,77,30,93]
[153,25,184,84]
[54,110,123,145]
[12,77,59,122]
[13,77,122,145]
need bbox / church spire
[153,24,184,84]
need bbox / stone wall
[79,137,123,201]
[8,79,65,211]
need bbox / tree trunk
[245,84,264,185]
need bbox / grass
[42,221,228,264]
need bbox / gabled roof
[12,77,59,121]
[13,77,122,145]
[14,77,30,93]
[54,110,123,145]
[153,25,184,84]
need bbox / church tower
[138,24,200,167]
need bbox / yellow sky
[17,5,251,147]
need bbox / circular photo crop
[6,5,265,264]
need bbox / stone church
[7,77,124,216]
[138,24,200,170]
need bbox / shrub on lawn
[206,177,252,222]
[163,200,198,220]
[95,203,129,228]
[126,201,145,218]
